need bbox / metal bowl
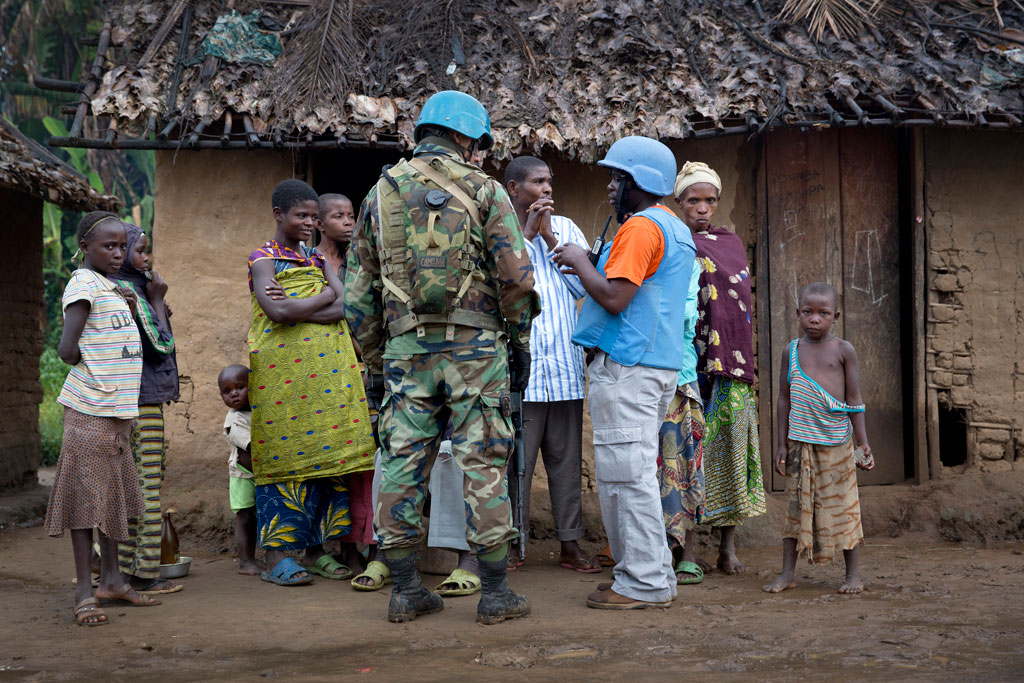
[159,556,191,579]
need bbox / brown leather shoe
[586,587,671,610]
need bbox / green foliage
[3,1,159,465]
[39,348,70,466]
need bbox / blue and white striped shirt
[523,215,589,403]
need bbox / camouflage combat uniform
[344,137,540,554]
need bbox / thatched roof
[57,0,1024,161]
[0,118,120,212]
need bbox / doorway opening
[310,148,406,214]
[937,402,968,467]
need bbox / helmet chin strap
[614,175,633,224]
[451,134,479,162]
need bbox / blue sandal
[261,557,313,586]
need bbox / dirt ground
[2,516,1024,681]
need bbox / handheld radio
[588,216,613,266]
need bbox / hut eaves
[0,118,121,212]
[47,0,1024,162]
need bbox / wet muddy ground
[1,525,1022,681]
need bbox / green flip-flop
[303,555,354,580]
[675,560,704,585]
[435,568,481,597]
[351,560,392,591]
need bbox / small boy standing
[765,282,874,595]
[218,364,260,576]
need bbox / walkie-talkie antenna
[588,216,613,266]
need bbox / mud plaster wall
[154,150,294,494]
[0,189,43,489]
[924,130,1024,475]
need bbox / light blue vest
[571,206,696,370]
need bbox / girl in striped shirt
[45,212,158,627]
[765,282,873,596]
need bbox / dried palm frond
[779,0,892,40]
[268,0,367,120]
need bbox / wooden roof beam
[69,22,111,141]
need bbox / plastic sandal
[351,560,392,592]
[260,557,313,586]
[303,555,354,580]
[675,559,704,585]
[435,568,481,597]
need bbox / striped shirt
[58,269,143,418]
[523,215,589,403]
[786,339,864,445]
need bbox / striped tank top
[786,339,864,446]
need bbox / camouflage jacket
[344,138,540,374]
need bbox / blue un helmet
[597,136,677,196]
[414,90,494,151]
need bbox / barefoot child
[219,364,260,575]
[764,282,874,595]
[46,212,159,626]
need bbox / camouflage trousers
[375,348,516,554]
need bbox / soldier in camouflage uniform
[344,90,541,624]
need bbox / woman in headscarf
[114,222,182,594]
[674,162,766,574]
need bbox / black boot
[384,553,443,623]
[476,555,530,625]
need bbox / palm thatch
[77,0,1024,161]
[0,118,120,212]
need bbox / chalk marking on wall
[971,231,1001,270]
[850,229,888,304]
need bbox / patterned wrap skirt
[657,384,705,546]
[256,476,351,550]
[45,407,143,541]
[700,376,766,526]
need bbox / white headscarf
[674,161,722,198]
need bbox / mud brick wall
[0,190,44,489]
[153,150,295,495]
[923,130,1024,474]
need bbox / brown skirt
[781,438,864,564]
[44,407,144,541]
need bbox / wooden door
[763,128,905,490]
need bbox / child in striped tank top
[764,282,874,596]
[45,212,159,627]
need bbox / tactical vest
[375,155,503,341]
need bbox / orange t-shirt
[602,205,675,286]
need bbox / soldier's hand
[365,374,385,412]
[510,345,531,393]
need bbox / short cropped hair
[799,282,840,308]
[271,179,318,212]
[318,193,352,215]
[504,156,549,186]
[218,363,249,384]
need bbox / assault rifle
[507,350,528,563]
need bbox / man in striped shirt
[504,156,601,573]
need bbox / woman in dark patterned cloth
[113,223,182,595]
[674,162,766,575]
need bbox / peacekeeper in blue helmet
[344,90,540,625]
[554,136,696,610]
